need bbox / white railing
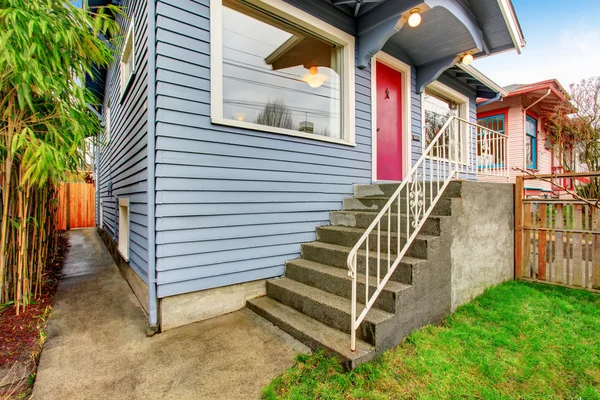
[347,116,497,351]
[475,121,509,178]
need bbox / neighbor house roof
[503,79,575,113]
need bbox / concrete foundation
[160,279,267,331]
[449,181,515,310]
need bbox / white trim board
[209,0,356,146]
[497,0,525,54]
[370,52,412,182]
[118,197,130,262]
[120,22,135,99]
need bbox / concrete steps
[246,296,376,370]
[342,196,452,216]
[353,181,463,198]
[285,258,411,313]
[316,225,435,259]
[247,181,459,369]
[300,241,420,284]
[266,277,395,346]
[330,210,445,236]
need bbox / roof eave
[497,0,526,54]
[457,64,508,97]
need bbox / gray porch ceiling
[314,0,524,92]
[328,0,521,58]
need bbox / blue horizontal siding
[97,0,149,283]
[150,0,482,298]
[154,0,371,297]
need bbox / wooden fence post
[515,176,524,279]
[592,207,599,290]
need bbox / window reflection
[222,4,343,139]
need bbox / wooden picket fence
[515,172,600,291]
[56,182,95,230]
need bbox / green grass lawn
[263,281,600,399]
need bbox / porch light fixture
[461,52,474,65]
[303,65,325,88]
[408,9,422,28]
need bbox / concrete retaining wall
[449,181,515,310]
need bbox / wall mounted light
[461,52,474,65]
[408,9,422,28]
[303,66,325,88]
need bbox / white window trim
[99,199,104,229]
[104,101,111,145]
[370,52,412,182]
[209,0,356,146]
[119,23,136,101]
[118,197,130,262]
[421,80,470,165]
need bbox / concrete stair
[247,181,458,369]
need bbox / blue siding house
[92,0,524,364]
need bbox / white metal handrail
[347,116,483,351]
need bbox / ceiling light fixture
[408,9,422,28]
[303,66,325,88]
[461,52,474,65]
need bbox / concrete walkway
[33,229,307,400]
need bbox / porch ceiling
[325,0,524,72]
[319,0,524,93]
[388,6,477,66]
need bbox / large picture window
[526,115,537,169]
[210,0,355,145]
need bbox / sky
[473,0,600,90]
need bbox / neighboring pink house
[477,79,573,197]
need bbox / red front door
[376,61,403,181]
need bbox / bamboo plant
[0,0,119,313]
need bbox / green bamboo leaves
[0,0,119,312]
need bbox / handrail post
[515,176,524,279]
[350,258,357,352]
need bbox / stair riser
[246,299,376,370]
[301,244,413,284]
[354,181,462,198]
[285,262,396,313]
[316,228,429,259]
[266,281,387,346]
[343,197,452,216]
[331,212,442,236]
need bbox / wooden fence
[57,182,95,230]
[515,172,600,291]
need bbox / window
[120,23,135,99]
[477,114,504,134]
[526,115,537,169]
[423,82,469,162]
[210,0,355,145]
[118,198,130,261]
[477,113,505,167]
